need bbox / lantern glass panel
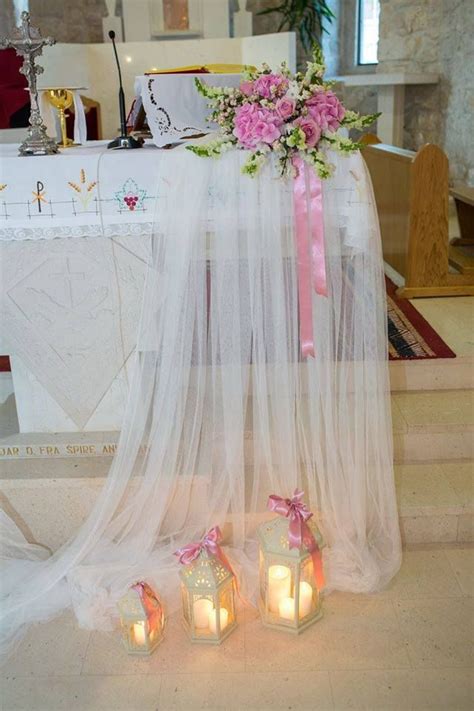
[190,592,216,637]
[299,558,319,618]
[217,581,235,632]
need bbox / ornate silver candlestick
[0,11,59,156]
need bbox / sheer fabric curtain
[0,148,401,655]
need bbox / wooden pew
[450,185,474,246]
[361,142,474,298]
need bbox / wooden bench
[448,185,474,276]
[450,185,474,245]
[362,142,474,298]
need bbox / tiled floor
[1,544,472,710]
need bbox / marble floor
[1,543,472,710]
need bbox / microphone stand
[107,30,142,149]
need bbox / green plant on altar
[187,46,379,180]
[257,0,335,53]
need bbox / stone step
[1,458,471,553]
[391,389,474,462]
[1,390,472,463]
[389,355,473,391]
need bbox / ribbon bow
[174,526,233,576]
[268,489,325,589]
[131,581,163,630]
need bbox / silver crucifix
[0,11,59,156]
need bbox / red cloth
[0,48,29,129]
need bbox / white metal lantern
[178,538,237,644]
[258,492,325,634]
[118,582,165,655]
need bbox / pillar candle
[278,596,295,620]
[208,607,229,634]
[133,621,146,646]
[193,598,213,629]
[298,581,313,618]
[268,565,291,612]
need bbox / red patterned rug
[0,279,456,372]
[386,277,456,360]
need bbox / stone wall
[0,0,108,42]
[0,0,15,36]
[378,0,474,184]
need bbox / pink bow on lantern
[131,581,163,631]
[268,489,325,589]
[174,526,233,576]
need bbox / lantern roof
[118,583,161,619]
[257,515,324,558]
[179,549,234,590]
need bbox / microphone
[107,29,142,149]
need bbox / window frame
[356,0,379,67]
[337,0,378,76]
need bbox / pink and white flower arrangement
[188,47,378,179]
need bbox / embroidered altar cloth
[0,142,163,242]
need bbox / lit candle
[299,581,313,619]
[133,621,146,646]
[193,598,213,629]
[268,565,291,612]
[208,607,229,634]
[279,596,296,620]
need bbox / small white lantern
[176,527,237,644]
[118,582,165,655]
[258,490,325,634]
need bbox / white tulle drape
[0,148,401,655]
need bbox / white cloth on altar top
[134,74,241,147]
[0,144,401,655]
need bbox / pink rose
[294,117,321,148]
[239,80,254,96]
[233,102,283,149]
[253,73,288,99]
[306,89,345,132]
[275,96,296,120]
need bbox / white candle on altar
[299,581,313,618]
[208,607,229,634]
[279,596,295,620]
[268,565,291,612]
[193,598,213,629]
[133,621,146,646]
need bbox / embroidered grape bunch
[124,194,139,210]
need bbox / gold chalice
[44,88,75,148]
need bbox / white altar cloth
[0,141,162,242]
[134,73,241,147]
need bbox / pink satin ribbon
[174,526,235,580]
[131,581,163,631]
[292,155,328,358]
[268,489,325,589]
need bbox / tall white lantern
[258,490,325,634]
[176,526,237,644]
